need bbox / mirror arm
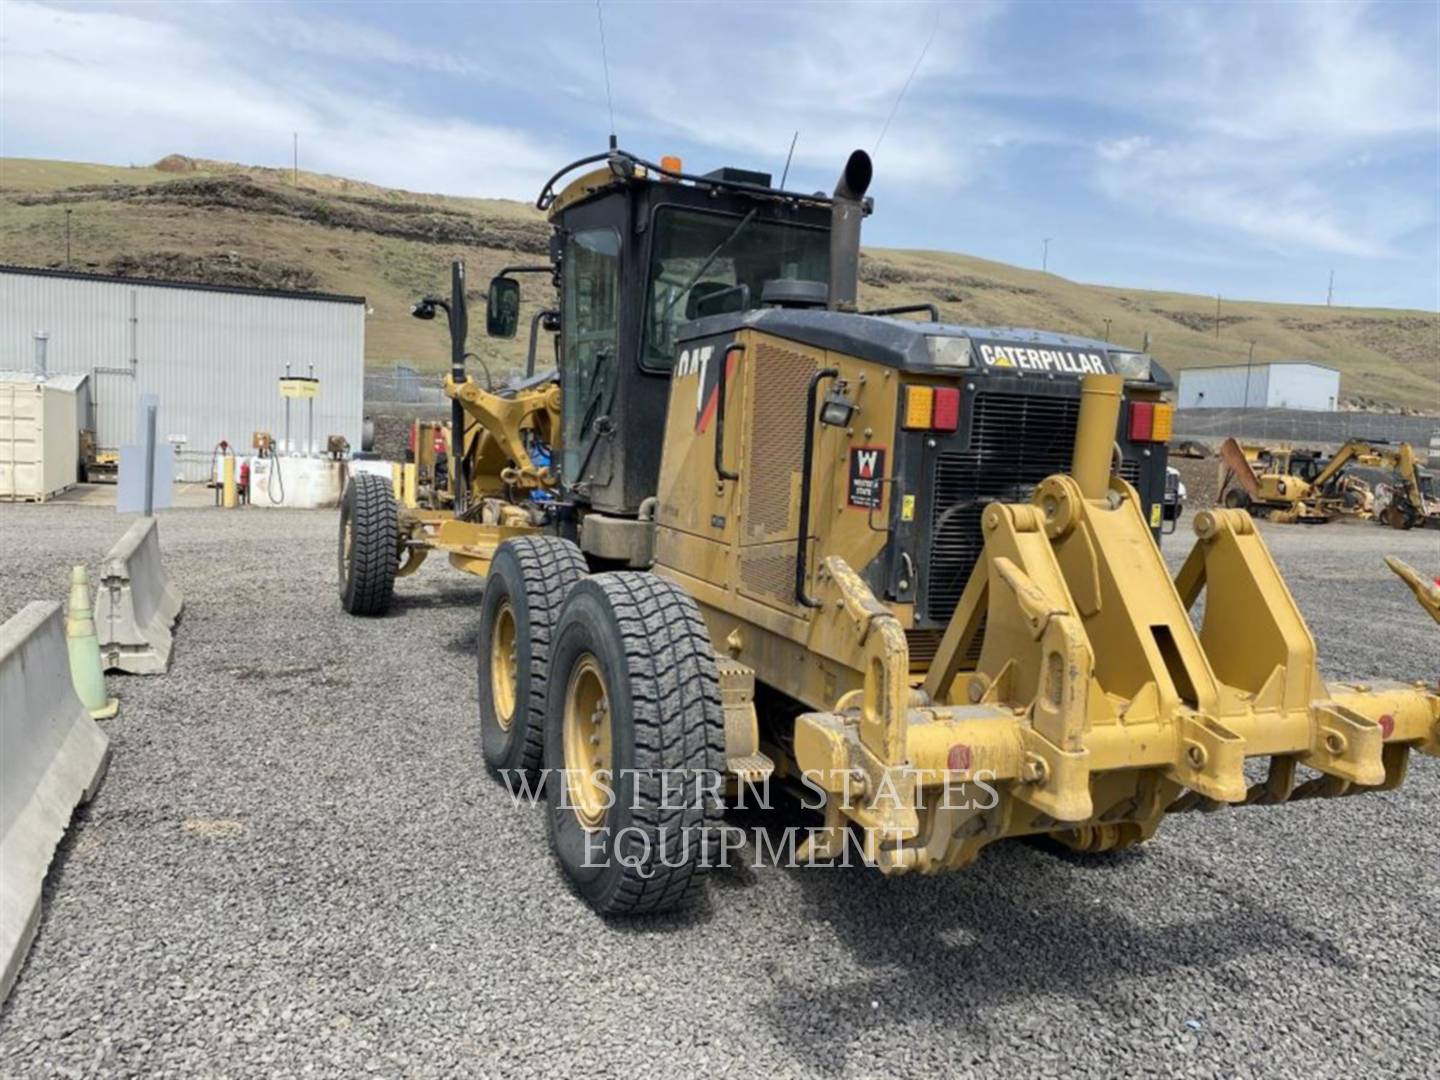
[527,308,560,379]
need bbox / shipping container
[0,374,79,501]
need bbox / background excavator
[1217,436,1437,527]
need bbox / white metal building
[1176,362,1340,411]
[0,266,365,481]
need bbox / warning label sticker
[847,446,886,509]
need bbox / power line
[873,12,939,155]
[595,0,616,144]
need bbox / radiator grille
[924,393,1080,623]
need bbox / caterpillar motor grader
[338,146,1439,915]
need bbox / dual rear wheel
[477,541,726,915]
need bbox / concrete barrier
[1,601,111,1003]
[95,517,184,674]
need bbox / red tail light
[1128,401,1155,441]
[932,387,961,431]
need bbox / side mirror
[486,276,520,338]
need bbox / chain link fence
[1174,407,1440,452]
[364,363,447,407]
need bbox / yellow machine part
[747,374,1438,872]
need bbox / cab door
[559,226,622,491]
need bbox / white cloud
[537,1,1013,186]
[1082,1,1437,258]
[0,1,560,199]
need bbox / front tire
[477,536,587,775]
[339,473,399,616]
[544,573,727,916]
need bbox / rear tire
[339,473,399,616]
[544,573,727,916]
[1222,488,1250,511]
[477,536,587,776]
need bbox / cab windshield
[643,207,828,369]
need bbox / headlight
[1108,351,1153,380]
[926,336,972,368]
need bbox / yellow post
[222,454,237,508]
[391,462,403,501]
[1071,373,1125,499]
[403,463,418,509]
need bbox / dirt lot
[0,502,1436,1078]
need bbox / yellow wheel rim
[490,599,519,731]
[563,654,612,830]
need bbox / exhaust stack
[827,150,873,312]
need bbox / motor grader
[338,146,1439,915]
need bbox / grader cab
[338,146,1439,915]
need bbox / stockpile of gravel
[0,504,1435,1078]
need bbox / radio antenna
[595,0,617,147]
[873,13,939,155]
[779,130,799,190]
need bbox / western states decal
[847,446,887,509]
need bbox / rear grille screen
[924,393,1080,622]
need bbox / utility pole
[292,132,298,186]
[64,209,72,269]
[1244,340,1256,412]
[1102,317,1112,342]
[1215,294,1221,339]
[1042,238,1051,273]
[1327,269,1334,307]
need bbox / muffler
[827,150,873,312]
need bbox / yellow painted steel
[562,654,613,830]
[1071,373,1123,497]
[221,456,237,509]
[490,599,519,730]
[772,373,1439,872]
[1386,556,1440,624]
[391,462,403,501]
[402,463,418,509]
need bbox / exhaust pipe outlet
[827,150,873,312]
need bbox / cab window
[643,208,828,369]
[561,227,621,477]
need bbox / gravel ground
[0,501,1436,1079]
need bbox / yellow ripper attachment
[793,374,1439,872]
[1386,556,1440,625]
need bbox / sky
[2,0,1437,311]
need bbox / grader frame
[339,144,1439,915]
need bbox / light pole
[1102,318,1112,342]
[65,209,72,269]
[1243,340,1256,413]
[1042,238,1051,273]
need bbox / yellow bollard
[222,454,237,508]
[391,462,403,501]
[66,566,118,719]
[402,463,418,509]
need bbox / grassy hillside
[2,155,1435,409]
